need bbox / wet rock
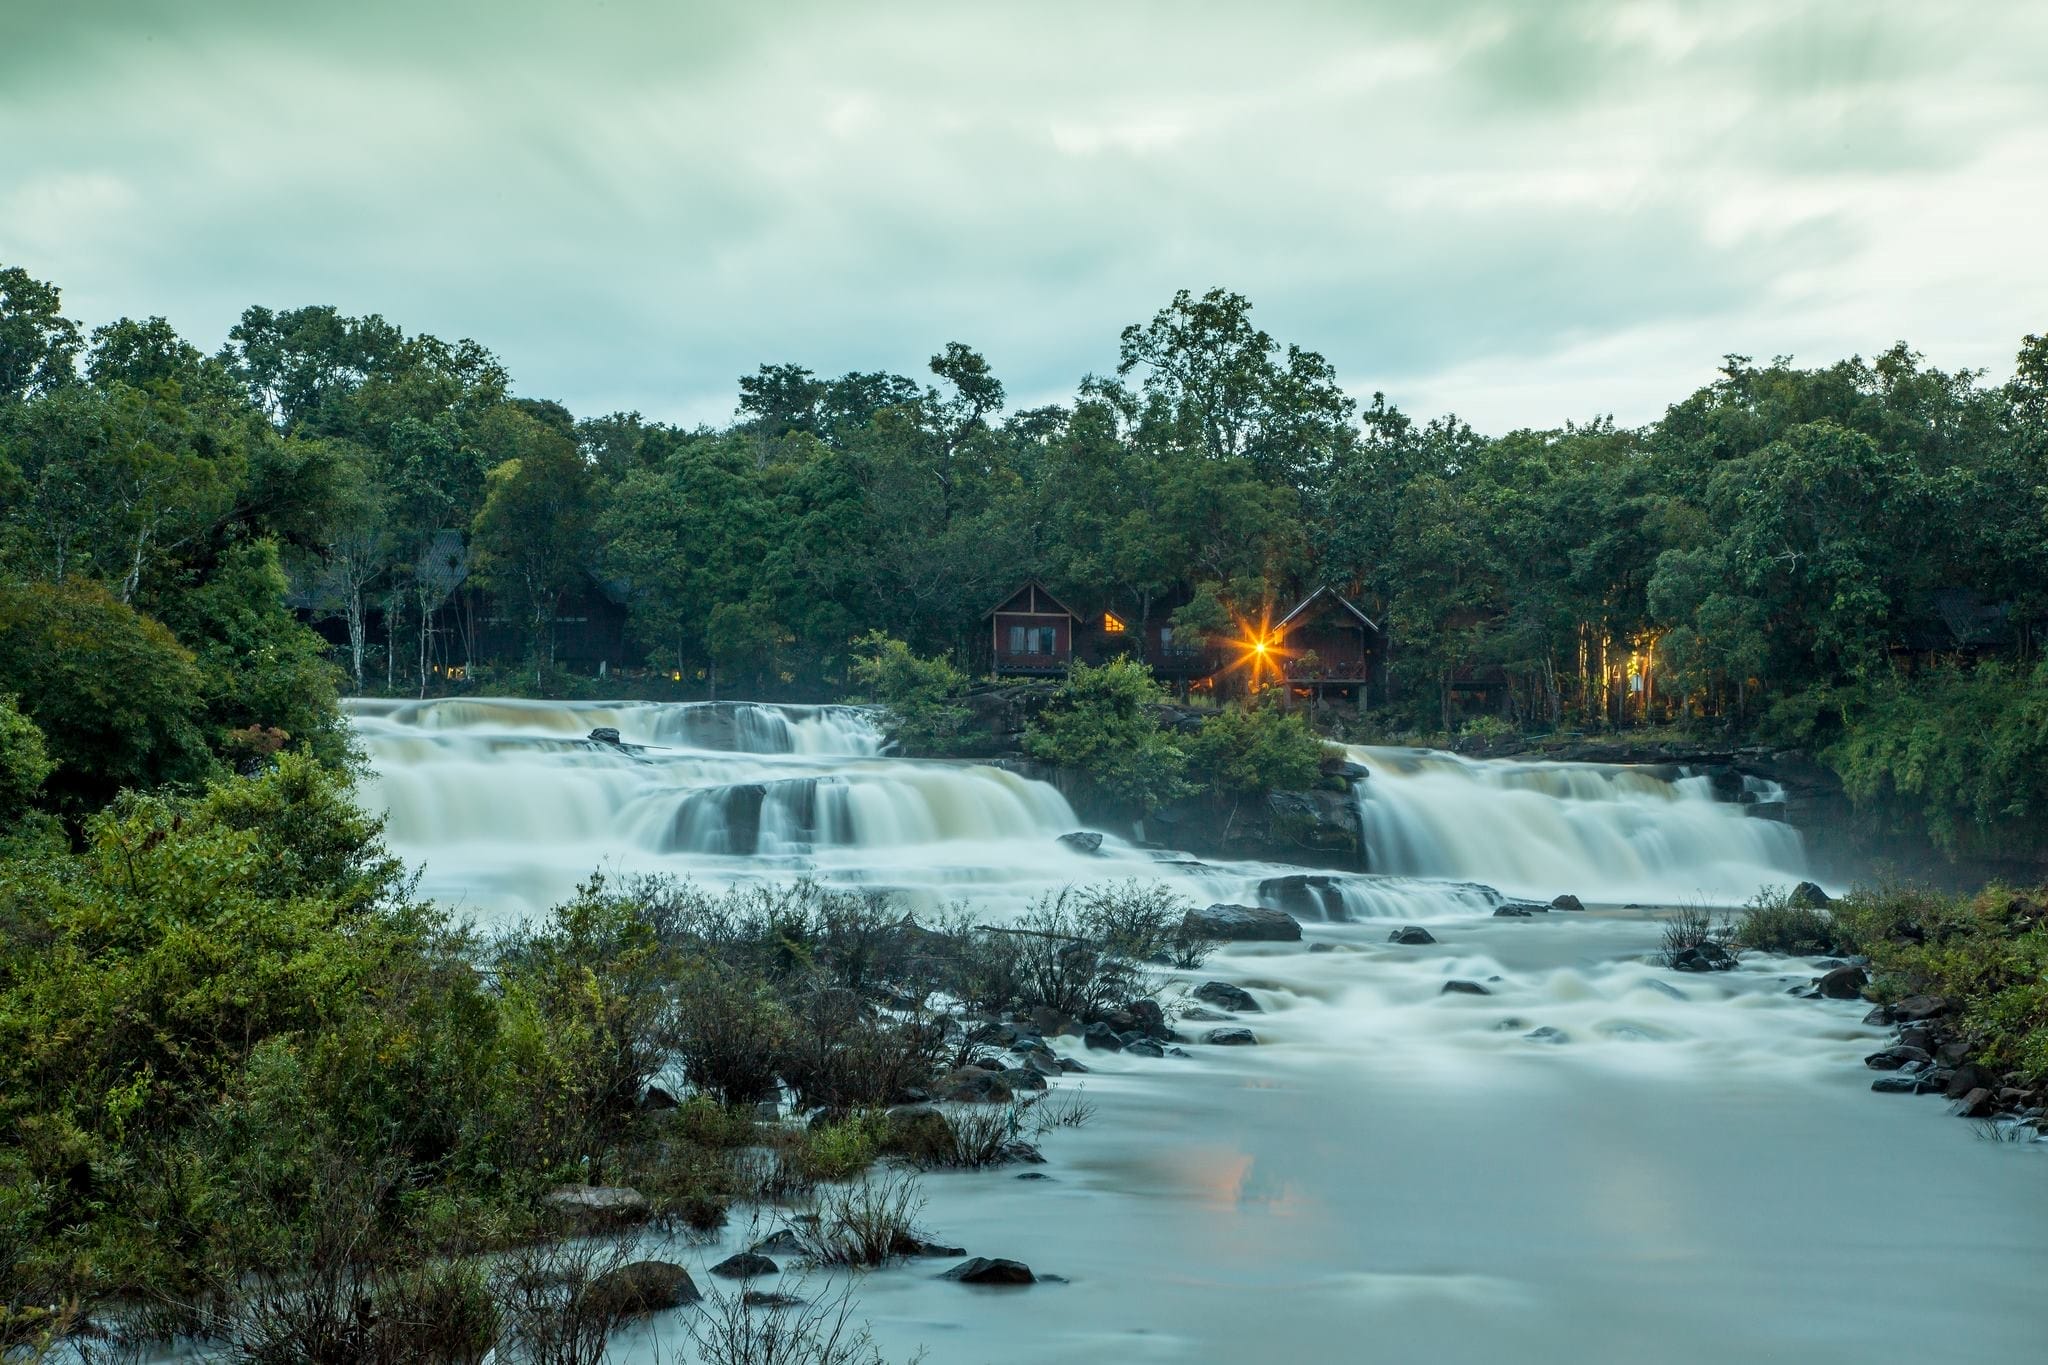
[588,726,623,745]
[941,1257,1036,1286]
[1081,1022,1123,1052]
[1114,999,1169,1038]
[1165,1045,1191,1058]
[1898,1025,1936,1053]
[1123,1038,1165,1058]
[1491,1017,1529,1031]
[1028,1006,1079,1037]
[1020,1051,1063,1079]
[892,1234,968,1257]
[1440,980,1490,996]
[1872,1074,1921,1094]
[1191,981,1261,1013]
[1257,873,1353,923]
[1550,894,1585,912]
[752,1229,808,1255]
[1892,995,1953,1022]
[1055,1056,1090,1074]
[588,1261,699,1316]
[883,1104,954,1154]
[710,1253,779,1280]
[543,1184,649,1224]
[744,1290,805,1308]
[1789,881,1834,909]
[935,1067,1014,1102]
[1180,1005,1232,1022]
[1000,1139,1046,1164]
[1494,905,1536,918]
[1670,943,1736,973]
[1865,1046,1933,1071]
[1309,942,1338,953]
[998,1067,1049,1094]
[1182,904,1303,942]
[1951,1087,1997,1119]
[1204,1027,1259,1046]
[1524,1026,1569,1044]
[1862,1004,1894,1026]
[1388,926,1437,945]
[1935,1041,1971,1068]
[1816,965,1868,1000]
[1057,831,1104,855]
[1016,1171,1053,1181]
[1946,1064,1999,1100]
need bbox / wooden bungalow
[985,581,1084,676]
[1271,585,1382,711]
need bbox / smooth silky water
[349,700,2048,1363]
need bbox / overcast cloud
[4,0,2045,431]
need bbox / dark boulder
[935,1067,1014,1102]
[1871,1074,1921,1094]
[998,1067,1049,1094]
[1123,1038,1165,1058]
[752,1229,807,1255]
[1550,894,1585,912]
[883,1104,953,1152]
[1864,1046,1932,1071]
[1494,905,1535,918]
[1816,965,1868,1000]
[941,1257,1036,1286]
[1057,831,1104,854]
[1670,943,1736,973]
[1388,926,1437,945]
[1946,1064,1999,1100]
[1082,1022,1124,1052]
[1951,1087,1997,1119]
[588,1261,699,1316]
[710,1253,779,1280]
[1441,980,1490,996]
[892,1234,968,1258]
[1789,881,1834,909]
[1182,904,1303,942]
[1191,981,1261,1013]
[1204,1027,1259,1046]
[1524,1026,1568,1044]
[1892,995,1953,1022]
[588,726,623,745]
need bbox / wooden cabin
[985,581,1084,675]
[1272,585,1382,710]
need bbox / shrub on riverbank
[1733,887,1854,956]
[1831,883,2048,1086]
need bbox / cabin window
[1006,624,1057,655]
[1102,612,1126,634]
[1158,626,1174,647]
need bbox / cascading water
[348,699,1817,924]
[1346,745,1812,905]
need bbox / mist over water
[345,699,2046,1364]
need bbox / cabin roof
[1275,585,1379,633]
[982,579,1082,620]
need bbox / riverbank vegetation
[0,738,1202,1355]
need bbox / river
[349,698,2047,1363]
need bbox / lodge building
[985,579,1385,709]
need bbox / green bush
[1733,887,1853,956]
[1024,657,1190,815]
[849,631,973,755]
[1186,702,1332,799]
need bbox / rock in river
[710,1252,779,1280]
[1204,1027,1259,1046]
[1816,964,1868,1000]
[1389,926,1437,945]
[1670,943,1736,973]
[1441,980,1491,996]
[1057,830,1103,854]
[1182,903,1303,942]
[1191,981,1261,1013]
[1550,894,1585,912]
[588,1261,700,1315]
[942,1257,1037,1286]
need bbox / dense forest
[3,261,2048,853]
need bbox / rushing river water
[347,698,2048,1364]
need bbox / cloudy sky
[5,0,2046,432]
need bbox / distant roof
[1276,585,1379,633]
[982,580,1082,619]
[1931,588,2013,648]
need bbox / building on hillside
[985,581,1084,675]
[1269,585,1383,711]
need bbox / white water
[340,699,2047,1364]
[1349,745,1812,905]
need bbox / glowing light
[1224,609,1290,688]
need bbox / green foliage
[0,577,215,811]
[1830,883,2048,1085]
[1733,886,1853,956]
[0,696,53,827]
[1024,657,1190,815]
[1186,701,1331,798]
[848,631,972,754]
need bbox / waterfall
[1346,745,1812,905]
